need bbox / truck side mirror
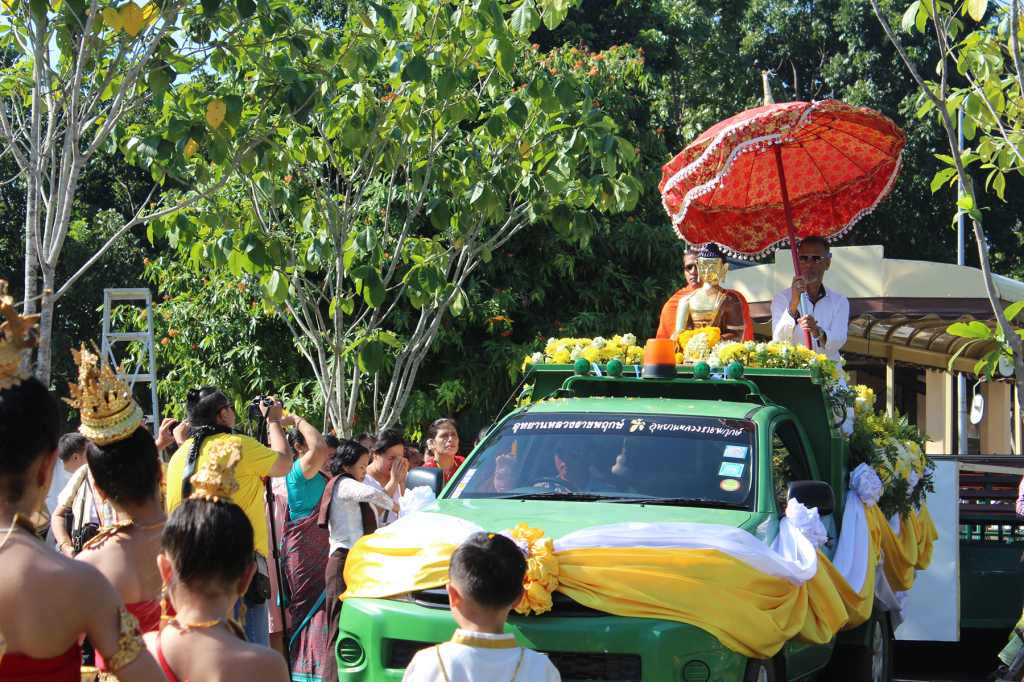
[787,481,835,517]
[406,467,444,498]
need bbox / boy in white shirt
[402,533,561,682]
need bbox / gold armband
[106,607,144,672]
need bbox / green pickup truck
[337,363,893,682]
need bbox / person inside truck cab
[537,442,618,493]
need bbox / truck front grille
[386,639,642,680]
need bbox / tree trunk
[34,267,55,385]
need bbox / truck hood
[412,498,759,539]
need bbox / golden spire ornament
[0,280,41,392]
[189,440,243,503]
[62,341,144,446]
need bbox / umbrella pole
[773,145,815,349]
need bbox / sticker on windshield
[723,445,748,460]
[718,462,744,477]
[450,469,476,499]
[720,479,741,492]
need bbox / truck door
[771,418,836,680]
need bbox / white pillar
[886,344,896,418]
[925,371,953,455]
[980,382,1012,455]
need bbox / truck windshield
[446,412,756,508]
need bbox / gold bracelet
[107,607,144,672]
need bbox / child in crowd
[402,533,560,682]
[144,441,288,682]
[319,439,398,682]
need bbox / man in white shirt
[771,236,849,362]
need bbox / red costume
[0,643,80,682]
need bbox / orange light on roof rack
[642,338,676,379]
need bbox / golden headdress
[0,280,41,392]
[62,341,145,446]
[189,440,242,502]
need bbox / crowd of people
[0,278,540,682]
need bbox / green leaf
[485,115,505,138]
[505,97,528,128]
[377,331,402,349]
[554,79,576,109]
[236,0,256,18]
[481,246,492,263]
[354,226,379,253]
[450,287,468,316]
[362,268,386,307]
[266,270,288,304]
[430,201,451,230]
[966,0,987,21]
[437,70,458,99]
[511,0,541,34]
[1004,301,1024,322]
[403,55,431,83]
[902,0,921,31]
[201,0,221,16]
[495,36,515,77]
[358,340,384,373]
[368,1,397,31]
[541,1,567,29]
[992,171,1006,201]
[947,320,992,338]
[930,168,957,193]
[401,3,418,31]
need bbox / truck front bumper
[336,597,748,682]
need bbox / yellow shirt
[166,433,279,555]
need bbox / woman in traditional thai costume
[65,344,170,645]
[280,422,330,682]
[320,439,397,682]
[144,440,288,682]
[0,283,164,682]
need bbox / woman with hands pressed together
[362,428,408,527]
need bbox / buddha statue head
[696,243,729,286]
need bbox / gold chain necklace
[133,519,167,531]
[167,617,223,631]
[436,644,524,682]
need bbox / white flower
[570,348,583,361]
[498,530,531,558]
[592,336,607,349]
[785,497,829,547]
[851,462,883,507]
[708,355,721,367]
[398,486,437,518]
[622,333,636,346]
[907,469,920,495]
[744,340,757,352]
[756,343,767,353]
[531,352,543,364]
[556,345,568,354]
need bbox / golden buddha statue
[673,243,750,345]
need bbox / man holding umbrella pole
[769,236,849,363]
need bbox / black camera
[248,395,275,421]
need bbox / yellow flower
[552,349,571,364]
[583,347,600,362]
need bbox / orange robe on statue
[656,286,755,343]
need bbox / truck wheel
[822,610,892,682]
[743,658,776,682]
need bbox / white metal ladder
[100,289,160,437]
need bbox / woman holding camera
[165,388,293,645]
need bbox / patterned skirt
[281,512,330,682]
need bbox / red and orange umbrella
[659,99,905,259]
[659,99,905,347]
